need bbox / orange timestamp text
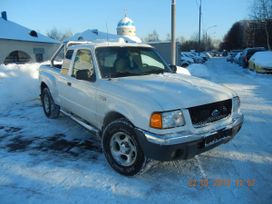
[188,178,255,188]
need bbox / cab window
[72,49,95,81]
[60,50,74,75]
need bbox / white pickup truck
[39,40,243,176]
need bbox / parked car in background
[226,50,242,63]
[180,51,209,66]
[240,47,265,68]
[248,51,272,74]
[200,52,209,61]
[186,52,205,63]
[222,50,228,57]
[233,52,242,64]
[180,53,194,67]
[210,50,221,57]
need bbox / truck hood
[109,73,235,110]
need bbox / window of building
[29,30,38,37]
[35,53,43,62]
[4,50,31,64]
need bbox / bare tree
[251,0,272,49]
[176,36,185,44]
[144,30,160,42]
[47,28,73,41]
[166,33,171,41]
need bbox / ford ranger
[39,40,243,176]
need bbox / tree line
[46,0,271,51]
[143,30,216,51]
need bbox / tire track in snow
[195,156,207,178]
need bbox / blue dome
[117,17,135,28]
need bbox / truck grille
[188,99,232,127]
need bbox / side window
[65,50,74,60]
[72,49,95,81]
[141,50,165,69]
[61,50,74,75]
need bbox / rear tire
[102,118,147,176]
[41,87,60,119]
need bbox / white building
[0,11,60,64]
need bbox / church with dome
[65,15,142,43]
[117,16,136,36]
[116,16,141,43]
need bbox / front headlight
[150,110,185,129]
[233,96,240,113]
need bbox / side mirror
[169,65,177,73]
[75,69,95,81]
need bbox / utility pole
[171,0,176,65]
[198,0,202,54]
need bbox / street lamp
[204,25,217,50]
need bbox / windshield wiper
[113,72,141,78]
[143,69,164,75]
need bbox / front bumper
[136,115,243,161]
[255,66,272,74]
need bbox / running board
[60,110,100,136]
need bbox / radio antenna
[106,22,109,44]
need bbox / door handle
[67,82,72,86]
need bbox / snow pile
[176,66,191,75]
[187,63,210,79]
[0,63,40,112]
[250,51,272,68]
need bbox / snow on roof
[64,29,120,42]
[148,41,171,44]
[0,18,59,44]
[64,29,141,43]
[250,51,272,68]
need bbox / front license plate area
[205,129,231,147]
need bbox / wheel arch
[39,72,59,105]
[102,111,133,130]
[40,82,48,93]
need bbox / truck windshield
[95,47,171,78]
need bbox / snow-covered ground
[0,59,271,204]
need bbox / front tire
[41,87,60,119]
[102,118,146,176]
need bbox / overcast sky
[1,0,251,40]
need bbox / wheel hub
[120,142,130,154]
[110,132,137,167]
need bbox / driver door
[62,49,98,125]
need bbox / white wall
[0,39,60,64]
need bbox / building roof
[64,29,120,42]
[64,29,141,43]
[0,17,59,44]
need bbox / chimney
[1,11,7,20]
